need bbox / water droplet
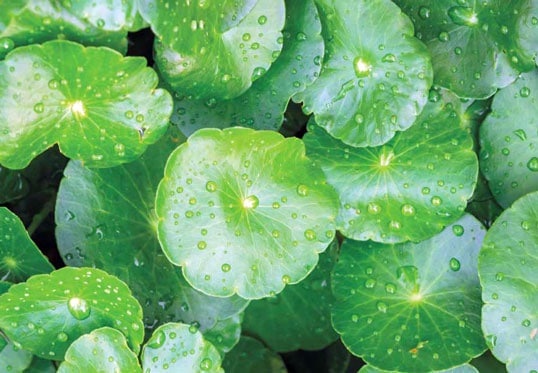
[57,332,68,342]
[449,257,461,271]
[495,272,504,281]
[242,33,251,41]
[282,275,291,284]
[200,358,213,371]
[221,263,231,272]
[452,224,464,236]
[351,314,359,322]
[304,229,316,241]
[257,15,267,25]
[520,87,531,97]
[377,301,388,313]
[67,297,90,320]
[401,204,416,216]
[382,53,397,63]
[189,321,200,334]
[438,31,449,42]
[242,195,259,209]
[147,331,165,349]
[418,6,431,19]
[297,184,309,196]
[296,32,307,41]
[527,157,538,172]
[385,283,396,294]
[197,241,207,250]
[367,203,382,214]
[431,196,442,206]
[96,18,105,28]
[33,102,45,114]
[365,279,376,288]
[513,129,527,141]
[522,319,531,327]
[353,57,371,78]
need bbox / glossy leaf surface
[295,0,432,147]
[0,267,144,360]
[222,336,287,373]
[332,215,486,371]
[359,363,479,373]
[393,0,538,98]
[479,191,538,372]
[55,131,248,339]
[480,70,538,208]
[0,336,33,373]
[242,240,338,352]
[0,207,54,282]
[58,327,142,373]
[0,40,172,169]
[156,127,338,299]
[141,322,223,373]
[304,95,478,243]
[170,0,323,135]
[144,0,285,100]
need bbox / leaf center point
[69,100,87,119]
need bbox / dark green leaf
[143,0,285,100]
[0,40,172,169]
[0,0,137,53]
[479,70,538,208]
[479,191,538,372]
[55,131,248,339]
[304,95,478,243]
[0,167,29,204]
[141,322,223,372]
[332,214,486,371]
[155,127,338,299]
[358,363,478,373]
[0,281,12,295]
[242,240,338,352]
[57,327,142,373]
[0,336,33,373]
[170,0,323,135]
[203,313,243,356]
[222,336,287,373]
[0,207,54,282]
[295,0,433,147]
[0,267,144,360]
[393,0,538,98]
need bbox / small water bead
[33,102,45,114]
[452,224,464,236]
[221,263,231,272]
[304,229,316,241]
[527,157,538,172]
[418,6,431,19]
[520,86,531,97]
[495,272,504,281]
[200,358,213,371]
[148,331,165,348]
[365,278,376,288]
[431,196,442,206]
[367,203,382,214]
[449,257,461,271]
[522,319,531,327]
[438,31,449,42]
[401,204,415,216]
[385,283,396,294]
[197,241,207,250]
[377,301,388,313]
[296,184,308,196]
[282,275,291,284]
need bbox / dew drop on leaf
[449,257,461,271]
[67,297,91,320]
[452,224,464,236]
[147,330,166,349]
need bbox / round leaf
[359,363,479,373]
[222,336,287,373]
[0,207,54,282]
[393,0,538,98]
[331,214,486,372]
[170,0,324,135]
[141,322,223,373]
[203,313,243,356]
[0,267,144,360]
[479,70,538,208]
[479,191,538,372]
[58,327,142,373]
[0,337,33,373]
[294,0,433,147]
[55,132,248,338]
[304,95,478,243]
[0,40,172,169]
[155,127,338,299]
[0,0,137,53]
[144,0,285,100]
[242,240,338,352]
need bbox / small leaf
[0,267,144,360]
[393,0,537,98]
[304,94,478,243]
[170,0,324,135]
[242,240,338,352]
[55,131,248,336]
[155,127,338,299]
[0,207,54,282]
[0,0,137,53]
[221,336,287,373]
[143,0,285,100]
[331,214,486,371]
[0,336,33,373]
[295,0,433,147]
[0,40,172,169]
[479,70,538,208]
[203,313,243,356]
[57,327,142,373]
[479,191,538,372]
[141,322,223,373]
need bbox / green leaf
[143,0,285,100]
[203,313,243,356]
[358,363,479,373]
[242,240,338,352]
[479,70,538,208]
[24,356,57,373]
[0,207,54,282]
[58,327,142,373]
[331,214,486,371]
[0,167,29,203]
[170,0,323,135]
[0,39,172,169]
[221,336,287,373]
[294,0,433,147]
[155,127,338,299]
[304,95,478,243]
[0,281,12,295]
[0,0,137,53]
[55,131,248,337]
[479,191,538,372]
[393,0,538,98]
[0,336,33,373]
[141,322,223,373]
[0,267,144,360]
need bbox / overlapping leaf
[222,336,287,373]
[156,127,338,299]
[295,0,433,147]
[394,0,538,98]
[479,191,538,372]
[480,70,538,208]
[0,40,172,169]
[304,94,478,243]
[332,215,486,371]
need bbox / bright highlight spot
[410,292,423,302]
[69,100,86,118]
[379,151,395,167]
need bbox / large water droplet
[200,358,213,371]
[527,157,538,172]
[242,195,259,209]
[67,297,90,320]
[449,257,461,271]
[147,330,165,349]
